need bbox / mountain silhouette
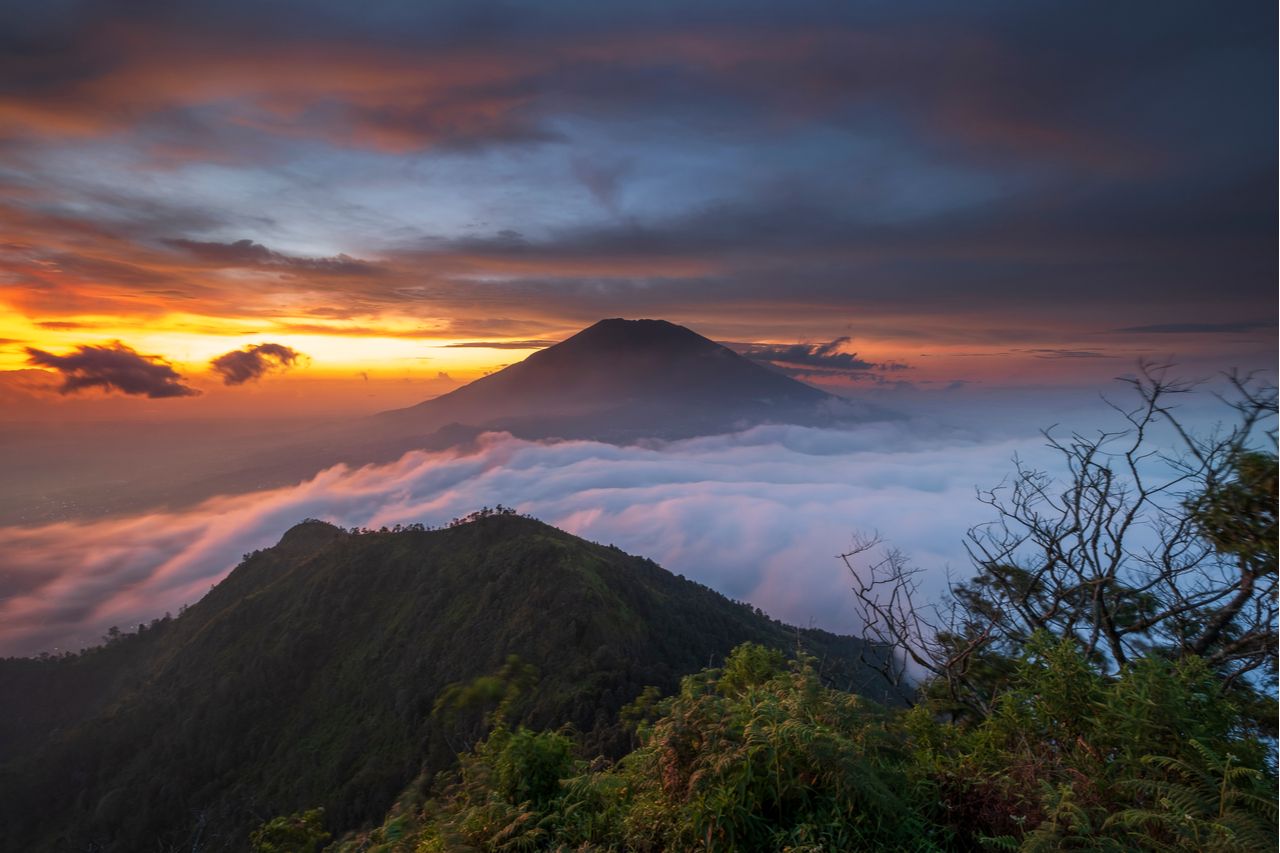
[376,318,857,442]
[0,513,887,851]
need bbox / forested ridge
[0,512,882,852]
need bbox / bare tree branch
[848,365,1276,713]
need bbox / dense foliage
[250,809,332,853]
[322,637,1274,852]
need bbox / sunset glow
[1,3,1273,421]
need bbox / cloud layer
[0,420,1058,657]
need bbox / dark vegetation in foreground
[315,637,1274,852]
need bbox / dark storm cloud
[209,343,303,385]
[25,343,199,398]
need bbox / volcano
[376,318,860,442]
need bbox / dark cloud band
[1114,322,1270,335]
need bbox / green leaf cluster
[251,808,331,853]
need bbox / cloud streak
[1114,322,1271,335]
[737,338,913,384]
[445,340,560,349]
[167,239,380,277]
[1027,348,1116,360]
[742,337,879,372]
[0,421,1056,657]
[25,342,199,398]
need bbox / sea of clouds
[0,412,1082,657]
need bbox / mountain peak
[520,317,728,370]
[378,317,865,442]
[276,519,344,552]
[565,318,714,351]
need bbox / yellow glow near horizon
[0,307,544,379]
[4,302,1212,398]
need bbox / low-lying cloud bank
[0,421,1057,657]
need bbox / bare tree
[846,532,1012,714]
[846,365,1277,711]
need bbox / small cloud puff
[209,343,304,385]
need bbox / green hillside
[0,512,884,852]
